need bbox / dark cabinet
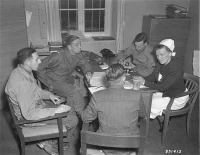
[142,16,191,63]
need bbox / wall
[0,0,28,109]
[123,0,190,48]
[24,0,47,46]
[184,0,199,74]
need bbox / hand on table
[86,72,93,81]
[50,94,61,105]
[132,76,145,85]
[119,59,125,66]
[55,105,71,114]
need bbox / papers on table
[90,72,107,87]
[89,86,107,94]
[87,148,104,155]
[100,64,109,70]
[140,85,147,89]
[123,81,148,89]
[123,81,133,89]
[89,72,108,94]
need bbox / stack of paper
[89,86,106,94]
[90,72,107,87]
[123,81,133,89]
[87,148,104,155]
[100,64,109,70]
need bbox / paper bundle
[90,72,107,87]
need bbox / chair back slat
[81,119,146,155]
[7,96,20,125]
[7,96,26,142]
[81,131,141,148]
[184,77,199,109]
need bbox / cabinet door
[150,19,191,38]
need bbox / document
[100,64,109,70]
[90,72,107,87]
[87,148,104,155]
[123,81,133,89]
[89,86,107,94]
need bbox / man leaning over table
[37,35,94,116]
[5,47,78,155]
[111,32,156,77]
[81,64,146,155]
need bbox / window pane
[85,10,104,32]
[60,0,69,9]
[85,0,105,9]
[93,0,101,8]
[100,10,104,31]
[69,10,78,29]
[85,10,92,32]
[60,10,78,31]
[101,0,105,8]
[60,0,77,9]
[85,0,92,8]
[69,0,77,9]
[93,10,100,31]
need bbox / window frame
[60,0,112,37]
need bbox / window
[59,0,112,37]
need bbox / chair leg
[58,118,64,155]
[20,141,25,155]
[186,114,191,137]
[138,138,145,155]
[161,115,170,145]
[80,143,87,155]
[80,134,87,155]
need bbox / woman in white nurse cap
[156,39,176,65]
[133,39,189,119]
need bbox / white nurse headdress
[159,39,176,56]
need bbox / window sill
[92,36,115,41]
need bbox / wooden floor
[0,99,199,155]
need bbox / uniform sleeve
[144,62,160,82]
[78,54,92,74]
[144,65,181,92]
[81,95,97,123]
[81,50,101,60]
[144,49,156,67]
[110,46,134,64]
[41,89,53,100]
[37,53,60,85]
[14,81,56,120]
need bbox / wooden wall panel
[0,30,27,46]
[0,0,28,109]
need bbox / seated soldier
[5,47,78,155]
[81,64,146,155]
[111,32,156,77]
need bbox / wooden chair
[80,118,147,155]
[158,73,199,144]
[7,96,68,155]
